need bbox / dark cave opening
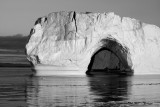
[86,39,133,75]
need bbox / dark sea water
[0,50,160,107]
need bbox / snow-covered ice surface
[26,11,160,75]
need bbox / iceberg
[26,11,160,75]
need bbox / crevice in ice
[72,11,77,32]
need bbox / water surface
[0,53,160,107]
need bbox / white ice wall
[26,11,160,75]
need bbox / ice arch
[86,39,133,75]
[26,11,160,76]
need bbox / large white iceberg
[26,11,160,75]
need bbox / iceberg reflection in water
[27,75,131,106]
[1,68,160,107]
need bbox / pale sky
[0,0,160,36]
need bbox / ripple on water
[0,71,160,107]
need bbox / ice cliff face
[26,11,160,74]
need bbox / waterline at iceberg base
[33,64,86,76]
[26,11,160,76]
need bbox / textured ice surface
[26,11,160,75]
